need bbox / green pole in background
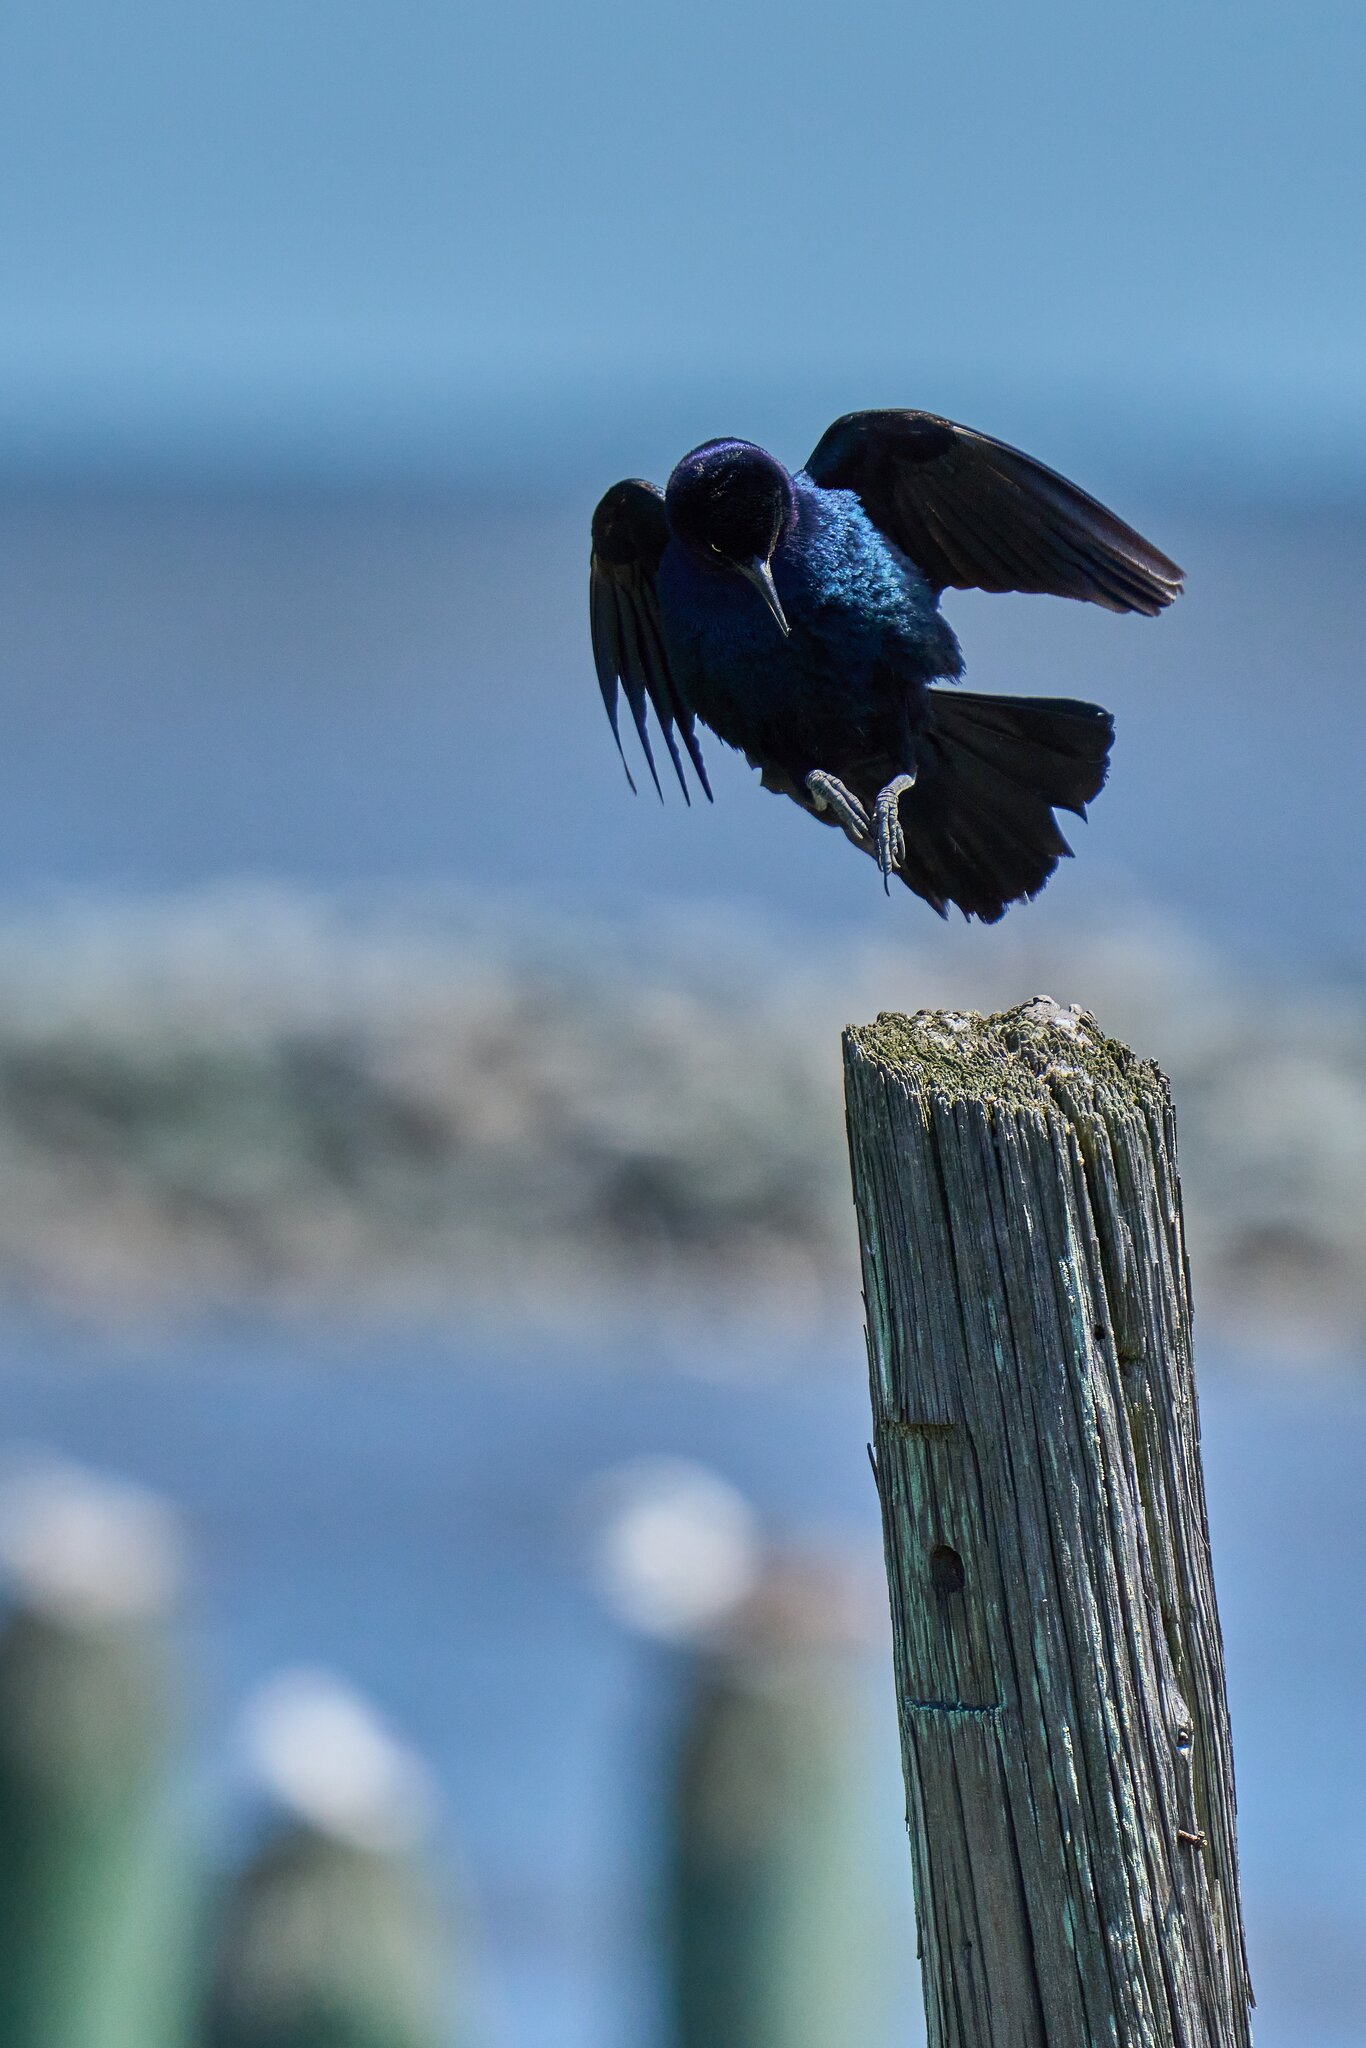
[0,1457,188,2048]
[203,1669,457,2048]
[665,1557,885,2048]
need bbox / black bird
[589,410,1182,922]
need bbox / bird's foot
[805,771,870,842]
[874,773,918,888]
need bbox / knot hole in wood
[929,1544,966,1596]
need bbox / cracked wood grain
[844,997,1253,2048]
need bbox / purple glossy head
[664,440,795,633]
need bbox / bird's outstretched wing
[804,410,1183,615]
[590,480,712,802]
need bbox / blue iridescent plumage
[590,412,1183,921]
[657,470,961,770]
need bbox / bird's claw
[874,774,918,888]
[805,771,870,842]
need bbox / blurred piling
[0,1459,187,2048]
[664,1558,883,2048]
[203,1670,455,2048]
[843,999,1253,2048]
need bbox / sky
[1,23,1364,2040]
[2,0,1364,487]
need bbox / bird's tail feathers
[889,688,1114,923]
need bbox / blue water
[0,490,1363,980]
[2,1324,1363,2048]
[0,485,1363,2042]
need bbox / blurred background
[0,1,1364,2043]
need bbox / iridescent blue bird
[589,410,1182,922]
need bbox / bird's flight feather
[804,410,1184,615]
[587,413,1180,916]
[589,479,712,802]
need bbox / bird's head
[664,440,795,635]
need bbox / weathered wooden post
[0,1461,187,2048]
[842,997,1253,2048]
[203,1669,455,2048]
[663,1559,884,2048]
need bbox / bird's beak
[737,556,790,636]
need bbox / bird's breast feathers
[656,482,960,706]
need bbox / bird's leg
[874,773,918,888]
[804,771,870,842]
